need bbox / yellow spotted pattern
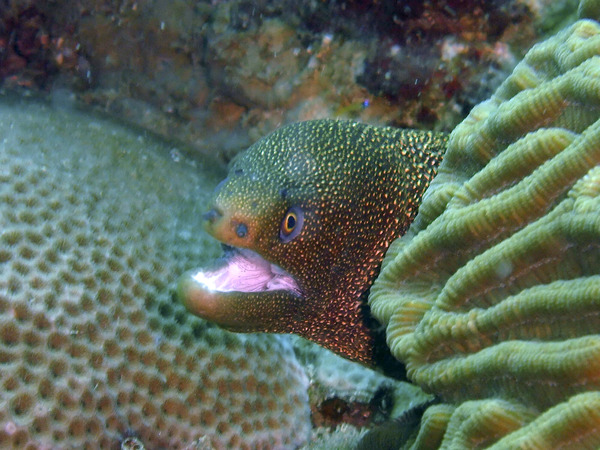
[209,119,447,364]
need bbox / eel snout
[177,247,301,332]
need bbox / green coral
[370,11,600,448]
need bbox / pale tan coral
[0,99,311,449]
[370,13,600,448]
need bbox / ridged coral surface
[0,98,310,449]
[370,15,600,449]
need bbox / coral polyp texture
[370,13,600,448]
[0,99,310,449]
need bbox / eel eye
[280,206,303,242]
[236,223,248,238]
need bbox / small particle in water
[121,436,145,450]
[4,421,17,435]
[170,149,182,162]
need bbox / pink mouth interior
[191,248,300,294]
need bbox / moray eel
[178,119,447,370]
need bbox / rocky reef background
[0,0,579,163]
[0,0,595,448]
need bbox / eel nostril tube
[203,208,222,223]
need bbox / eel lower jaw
[177,246,302,331]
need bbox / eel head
[178,119,446,369]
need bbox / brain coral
[0,98,310,449]
[370,11,600,449]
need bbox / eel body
[178,119,447,367]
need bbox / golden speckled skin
[180,119,447,366]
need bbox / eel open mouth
[190,245,300,294]
[177,245,302,330]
